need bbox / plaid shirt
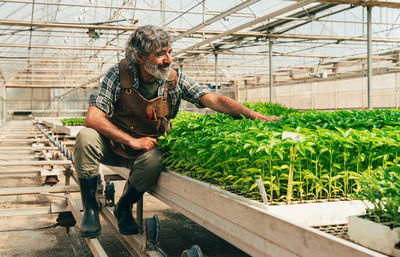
[89,63,211,119]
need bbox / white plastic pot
[348,215,400,257]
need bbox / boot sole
[114,207,139,235]
[119,228,139,235]
[81,230,101,238]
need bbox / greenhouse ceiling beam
[7,78,96,82]
[6,70,251,81]
[173,0,319,58]
[1,46,385,58]
[268,33,400,43]
[1,16,397,35]
[260,3,336,32]
[0,57,109,63]
[301,0,400,8]
[181,50,398,59]
[85,0,134,60]
[209,3,342,54]
[8,65,400,89]
[179,51,349,59]
[1,51,394,65]
[271,66,400,86]
[0,19,134,31]
[0,43,267,53]
[0,42,123,51]
[53,72,106,99]
[0,0,256,18]
[172,0,261,42]
[0,62,271,69]
[0,20,269,38]
[4,78,234,88]
[5,84,97,88]
[6,71,250,84]
[2,34,400,53]
[0,67,102,71]
[9,60,395,80]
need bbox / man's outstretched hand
[258,115,283,122]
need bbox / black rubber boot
[113,182,143,235]
[78,175,101,238]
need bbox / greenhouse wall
[0,72,5,124]
[56,89,97,117]
[6,88,52,116]
[0,96,4,125]
[236,72,400,110]
[4,87,97,118]
[2,72,399,120]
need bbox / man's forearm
[85,106,158,151]
[84,106,133,145]
[200,93,263,119]
[216,97,260,119]
[200,93,282,122]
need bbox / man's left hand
[259,115,283,122]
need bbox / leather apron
[108,59,177,159]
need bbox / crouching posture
[73,25,280,238]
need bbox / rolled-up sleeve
[179,72,211,108]
[89,64,120,116]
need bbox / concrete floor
[0,177,249,257]
[0,120,249,257]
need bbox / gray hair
[125,25,172,71]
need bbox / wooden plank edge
[100,206,164,257]
[151,172,386,257]
[0,206,51,217]
[0,160,72,166]
[66,194,108,257]
[0,185,80,196]
[150,185,296,257]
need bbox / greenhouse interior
[0,0,399,256]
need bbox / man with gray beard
[73,25,280,238]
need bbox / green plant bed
[60,117,85,126]
[159,104,400,204]
[270,108,400,131]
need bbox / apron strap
[166,69,178,89]
[163,68,178,98]
[119,59,133,89]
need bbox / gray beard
[144,59,170,80]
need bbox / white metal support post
[1,87,6,124]
[214,53,218,94]
[269,39,274,103]
[291,84,294,108]
[0,97,2,124]
[202,0,205,23]
[311,82,315,110]
[160,0,165,28]
[367,6,373,110]
[396,72,399,108]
